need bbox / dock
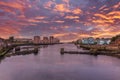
[60,48,92,55]
[60,47,120,58]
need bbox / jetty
[60,48,92,55]
[6,46,39,57]
[0,42,58,57]
[60,44,120,58]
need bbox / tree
[111,34,120,42]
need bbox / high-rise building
[43,37,49,43]
[34,36,40,44]
[49,36,54,44]
[53,38,60,43]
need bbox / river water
[0,44,120,80]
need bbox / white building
[81,37,95,45]
[82,38,89,44]
[96,38,111,45]
[81,37,111,45]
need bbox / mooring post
[15,47,20,52]
[60,48,64,55]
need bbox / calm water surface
[0,44,120,80]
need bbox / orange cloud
[0,1,25,11]
[91,25,120,38]
[50,27,58,30]
[54,4,70,13]
[72,8,82,14]
[113,2,120,9]
[44,1,56,9]
[74,19,80,23]
[108,11,120,19]
[35,16,46,19]
[65,16,79,19]
[54,20,65,23]
[27,18,49,23]
[0,26,21,39]
[92,11,120,26]
[92,19,114,24]
[61,26,69,29]
[1,8,16,15]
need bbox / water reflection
[0,44,120,80]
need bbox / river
[0,44,120,80]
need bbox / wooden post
[60,48,64,55]
[15,47,20,52]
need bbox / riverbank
[80,44,120,58]
[60,44,120,58]
[0,46,14,57]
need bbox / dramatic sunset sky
[0,0,120,42]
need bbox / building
[14,38,33,43]
[43,37,49,43]
[104,38,111,45]
[82,38,89,44]
[95,38,111,45]
[87,37,95,45]
[81,37,111,45]
[49,36,60,44]
[0,38,7,50]
[81,37,95,45]
[34,36,40,44]
[53,38,60,43]
[33,36,60,44]
[49,36,54,44]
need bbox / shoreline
[61,44,120,58]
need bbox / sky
[0,0,120,42]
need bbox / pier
[6,46,39,57]
[60,48,91,55]
[0,43,62,57]
[60,45,120,58]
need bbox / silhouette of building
[34,36,40,44]
[43,37,49,43]
[14,38,33,43]
[49,36,54,43]
[0,38,7,50]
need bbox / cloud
[65,16,79,19]
[54,4,70,13]
[72,8,82,14]
[0,1,25,12]
[53,20,65,23]
[0,0,119,42]
[0,26,21,38]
